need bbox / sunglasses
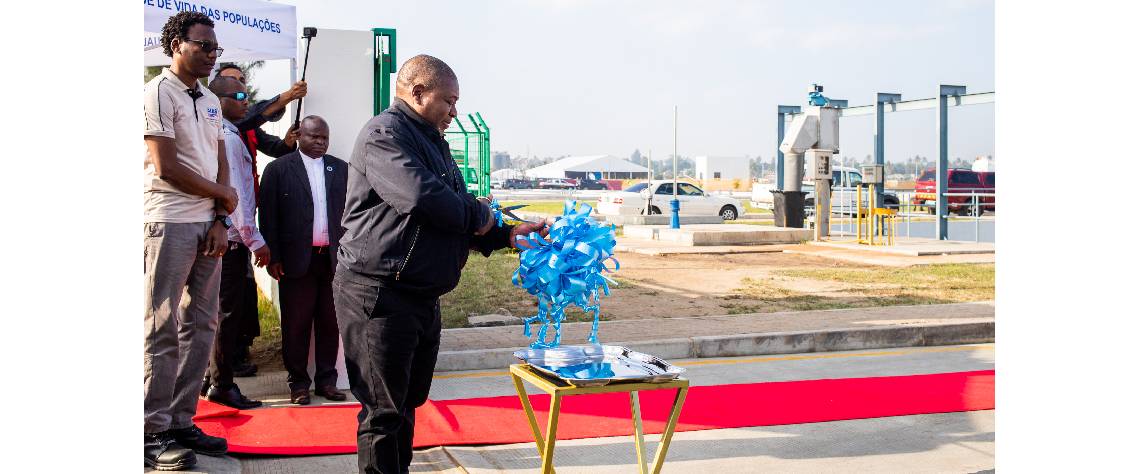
[220,91,249,101]
[183,38,224,56]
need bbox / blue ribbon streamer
[489,199,505,227]
[512,200,619,349]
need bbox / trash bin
[771,190,807,228]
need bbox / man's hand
[510,217,554,249]
[204,222,228,257]
[216,186,239,214]
[282,81,307,102]
[474,201,495,236]
[268,262,285,280]
[283,123,300,149]
[252,245,271,268]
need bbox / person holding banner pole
[216,63,305,376]
[218,63,306,162]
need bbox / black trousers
[278,249,340,391]
[206,243,257,389]
[333,273,441,474]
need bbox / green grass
[718,264,994,315]
[250,289,283,371]
[741,201,773,214]
[441,249,535,328]
[441,249,610,328]
[772,263,995,303]
[500,200,581,216]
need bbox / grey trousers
[143,221,221,434]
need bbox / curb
[434,321,994,372]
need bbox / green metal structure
[446,112,492,196]
[372,28,397,114]
[369,28,489,197]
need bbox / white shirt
[221,119,266,250]
[299,150,329,246]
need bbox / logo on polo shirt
[207,107,219,119]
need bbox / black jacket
[234,95,296,158]
[259,151,349,278]
[336,98,512,298]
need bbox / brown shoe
[290,389,311,405]
[315,386,347,401]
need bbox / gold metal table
[509,363,690,474]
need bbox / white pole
[673,106,678,199]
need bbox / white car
[538,178,578,189]
[750,166,898,215]
[596,180,743,220]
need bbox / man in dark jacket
[334,54,549,474]
[259,115,350,405]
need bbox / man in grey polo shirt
[143,11,236,471]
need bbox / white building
[491,168,525,180]
[695,156,750,181]
[525,155,651,180]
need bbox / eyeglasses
[183,38,224,56]
[220,91,249,101]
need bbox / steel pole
[670,106,680,229]
[776,105,801,191]
[873,93,901,213]
[936,85,966,240]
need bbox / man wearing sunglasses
[218,63,306,163]
[198,75,268,411]
[215,62,307,377]
[143,11,233,471]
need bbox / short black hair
[218,63,243,75]
[160,11,215,57]
[208,76,243,96]
[395,54,457,93]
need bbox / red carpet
[194,370,994,455]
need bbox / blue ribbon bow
[512,200,619,349]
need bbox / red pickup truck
[912,169,995,216]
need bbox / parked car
[502,178,531,189]
[577,179,610,190]
[490,179,505,189]
[538,178,578,189]
[596,180,743,220]
[911,169,994,216]
[750,166,899,215]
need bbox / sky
[255,0,994,163]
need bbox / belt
[312,246,330,254]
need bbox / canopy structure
[525,155,651,180]
[491,168,525,180]
[144,0,297,66]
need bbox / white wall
[695,156,750,181]
[297,29,376,162]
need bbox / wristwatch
[215,215,233,229]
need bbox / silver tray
[513,345,686,387]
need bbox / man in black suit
[258,115,349,405]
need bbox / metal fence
[825,188,995,243]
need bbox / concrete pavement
[219,343,995,473]
[437,302,995,371]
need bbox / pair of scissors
[499,204,531,223]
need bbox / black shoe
[232,361,258,377]
[169,424,228,456]
[206,385,263,410]
[145,431,196,471]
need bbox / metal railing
[824,188,995,243]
